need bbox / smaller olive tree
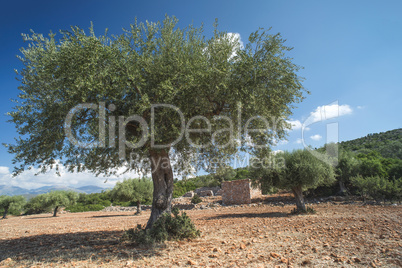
[111,178,153,214]
[45,191,79,217]
[252,149,335,212]
[0,195,26,219]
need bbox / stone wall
[102,203,196,212]
[221,179,261,205]
[194,186,221,196]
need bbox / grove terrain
[0,197,401,267]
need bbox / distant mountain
[77,185,107,194]
[0,185,30,196]
[28,185,86,195]
[340,128,402,159]
[0,185,107,196]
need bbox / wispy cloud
[288,103,352,132]
[287,119,310,131]
[287,119,302,130]
[310,134,322,141]
[309,104,353,123]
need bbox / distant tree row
[0,178,155,218]
[0,190,78,218]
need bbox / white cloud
[309,104,352,123]
[0,164,144,190]
[226,32,244,49]
[287,119,302,130]
[310,134,322,141]
[272,150,283,155]
[287,103,351,133]
[300,103,353,131]
[227,32,243,60]
[0,166,10,174]
[0,154,196,190]
[287,120,310,131]
[357,105,365,109]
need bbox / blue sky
[0,0,401,189]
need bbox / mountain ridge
[0,185,107,196]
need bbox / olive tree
[252,149,335,212]
[111,177,153,214]
[45,190,78,217]
[24,193,49,215]
[0,195,26,219]
[6,16,306,228]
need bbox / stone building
[221,179,261,205]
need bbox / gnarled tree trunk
[339,180,347,195]
[292,185,306,212]
[146,149,174,229]
[136,200,141,214]
[2,206,9,219]
[53,206,59,217]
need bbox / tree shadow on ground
[0,230,162,264]
[24,216,56,220]
[206,211,289,220]
[91,214,135,218]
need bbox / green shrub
[191,194,202,204]
[66,204,105,212]
[173,181,197,198]
[290,206,316,215]
[122,207,200,245]
[351,175,402,202]
[112,201,131,206]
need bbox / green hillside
[340,128,402,159]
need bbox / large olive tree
[7,16,306,228]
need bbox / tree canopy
[25,191,78,217]
[111,177,153,214]
[7,16,307,227]
[252,149,335,212]
[45,190,78,216]
[0,195,26,219]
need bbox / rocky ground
[0,195,401,267]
